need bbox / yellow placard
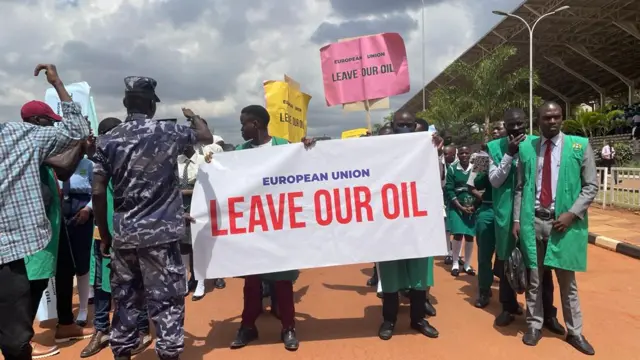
[341,128,369,139]
[264,80,311,143]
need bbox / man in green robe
[486,109,563,333]
[377,111,439,341]
[513,102,597,355]
[229,105,301,352]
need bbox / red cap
[20,101,63,121]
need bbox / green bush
[613,142,634,166]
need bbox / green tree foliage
[424,46,536,141]
[562,109,625,138]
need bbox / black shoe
[230,327,258,349]
[444,256,453,265]
[494,311,515,327]
[544,317,566,335]
[474,291,490,309]
[366,275,378,287]
[458,259,465,266]
[281,329,299,351]
[214,278,226,289]
[410,319,439,338]
[451,268,460,277]
[115,356,131,360]
[566,334,595,355]
[378,321,395,340]
[80,331,109,358]
[376,292,383,299]
[464,267,476,276]
[522,328,542,346]
[424,300,437,317]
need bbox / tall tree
[418,86,471,136]
[447,46,537,139]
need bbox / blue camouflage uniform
[93,78,196,360]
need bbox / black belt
[534,208,555,221]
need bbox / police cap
[124,76,161,102]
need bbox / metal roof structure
[400,0,640,115]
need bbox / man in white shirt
[600,141,617,184]
[178,141,225,300]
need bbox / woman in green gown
[445,146,477,277]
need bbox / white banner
[36,278,58,322]
[190,132,447,279]
[45,81,99,134]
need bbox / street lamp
[493,5,570,135]
[421,0,426,112]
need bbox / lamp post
[492,5,570,135]
[421,0,426,112]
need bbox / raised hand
[34,64,61,85]
[182,108,196,119]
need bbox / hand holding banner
[190,132,447,279]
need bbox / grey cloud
[0,0,524,146]
[311,13,418,45]
[328,0,444,18]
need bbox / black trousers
[55,225,76,325]
[496,259,557,317]
[0,259,34,360]
[29,279,49,323]
[382,290,426,323]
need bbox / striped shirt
[0,102,90,265]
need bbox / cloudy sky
[0,0,522,144]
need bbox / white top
[536,133,563,209]
[177,151,207,186]
[601,144,614,160]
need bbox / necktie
[540,139,553,208]
[180,160,190,188]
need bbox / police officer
[92,76,213,360]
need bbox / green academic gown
[445,163,476,236]
[379,257,433,293]
[89,181,114,292]
[517,135,589,272]
[486,136,538,260]
[235,136,300,282]
[472,172,495,291]
[25,166,61,280]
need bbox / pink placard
[320,33,410,107]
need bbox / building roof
[400,0,640,114]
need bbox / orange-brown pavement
[35,243,639,360]
[589,207,640,246]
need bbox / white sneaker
[192,281,205,301]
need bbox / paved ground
[35,242,639,360]
[589,207,640,246]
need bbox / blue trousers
[93,241,150,334]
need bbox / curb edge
[588,232,640,260]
